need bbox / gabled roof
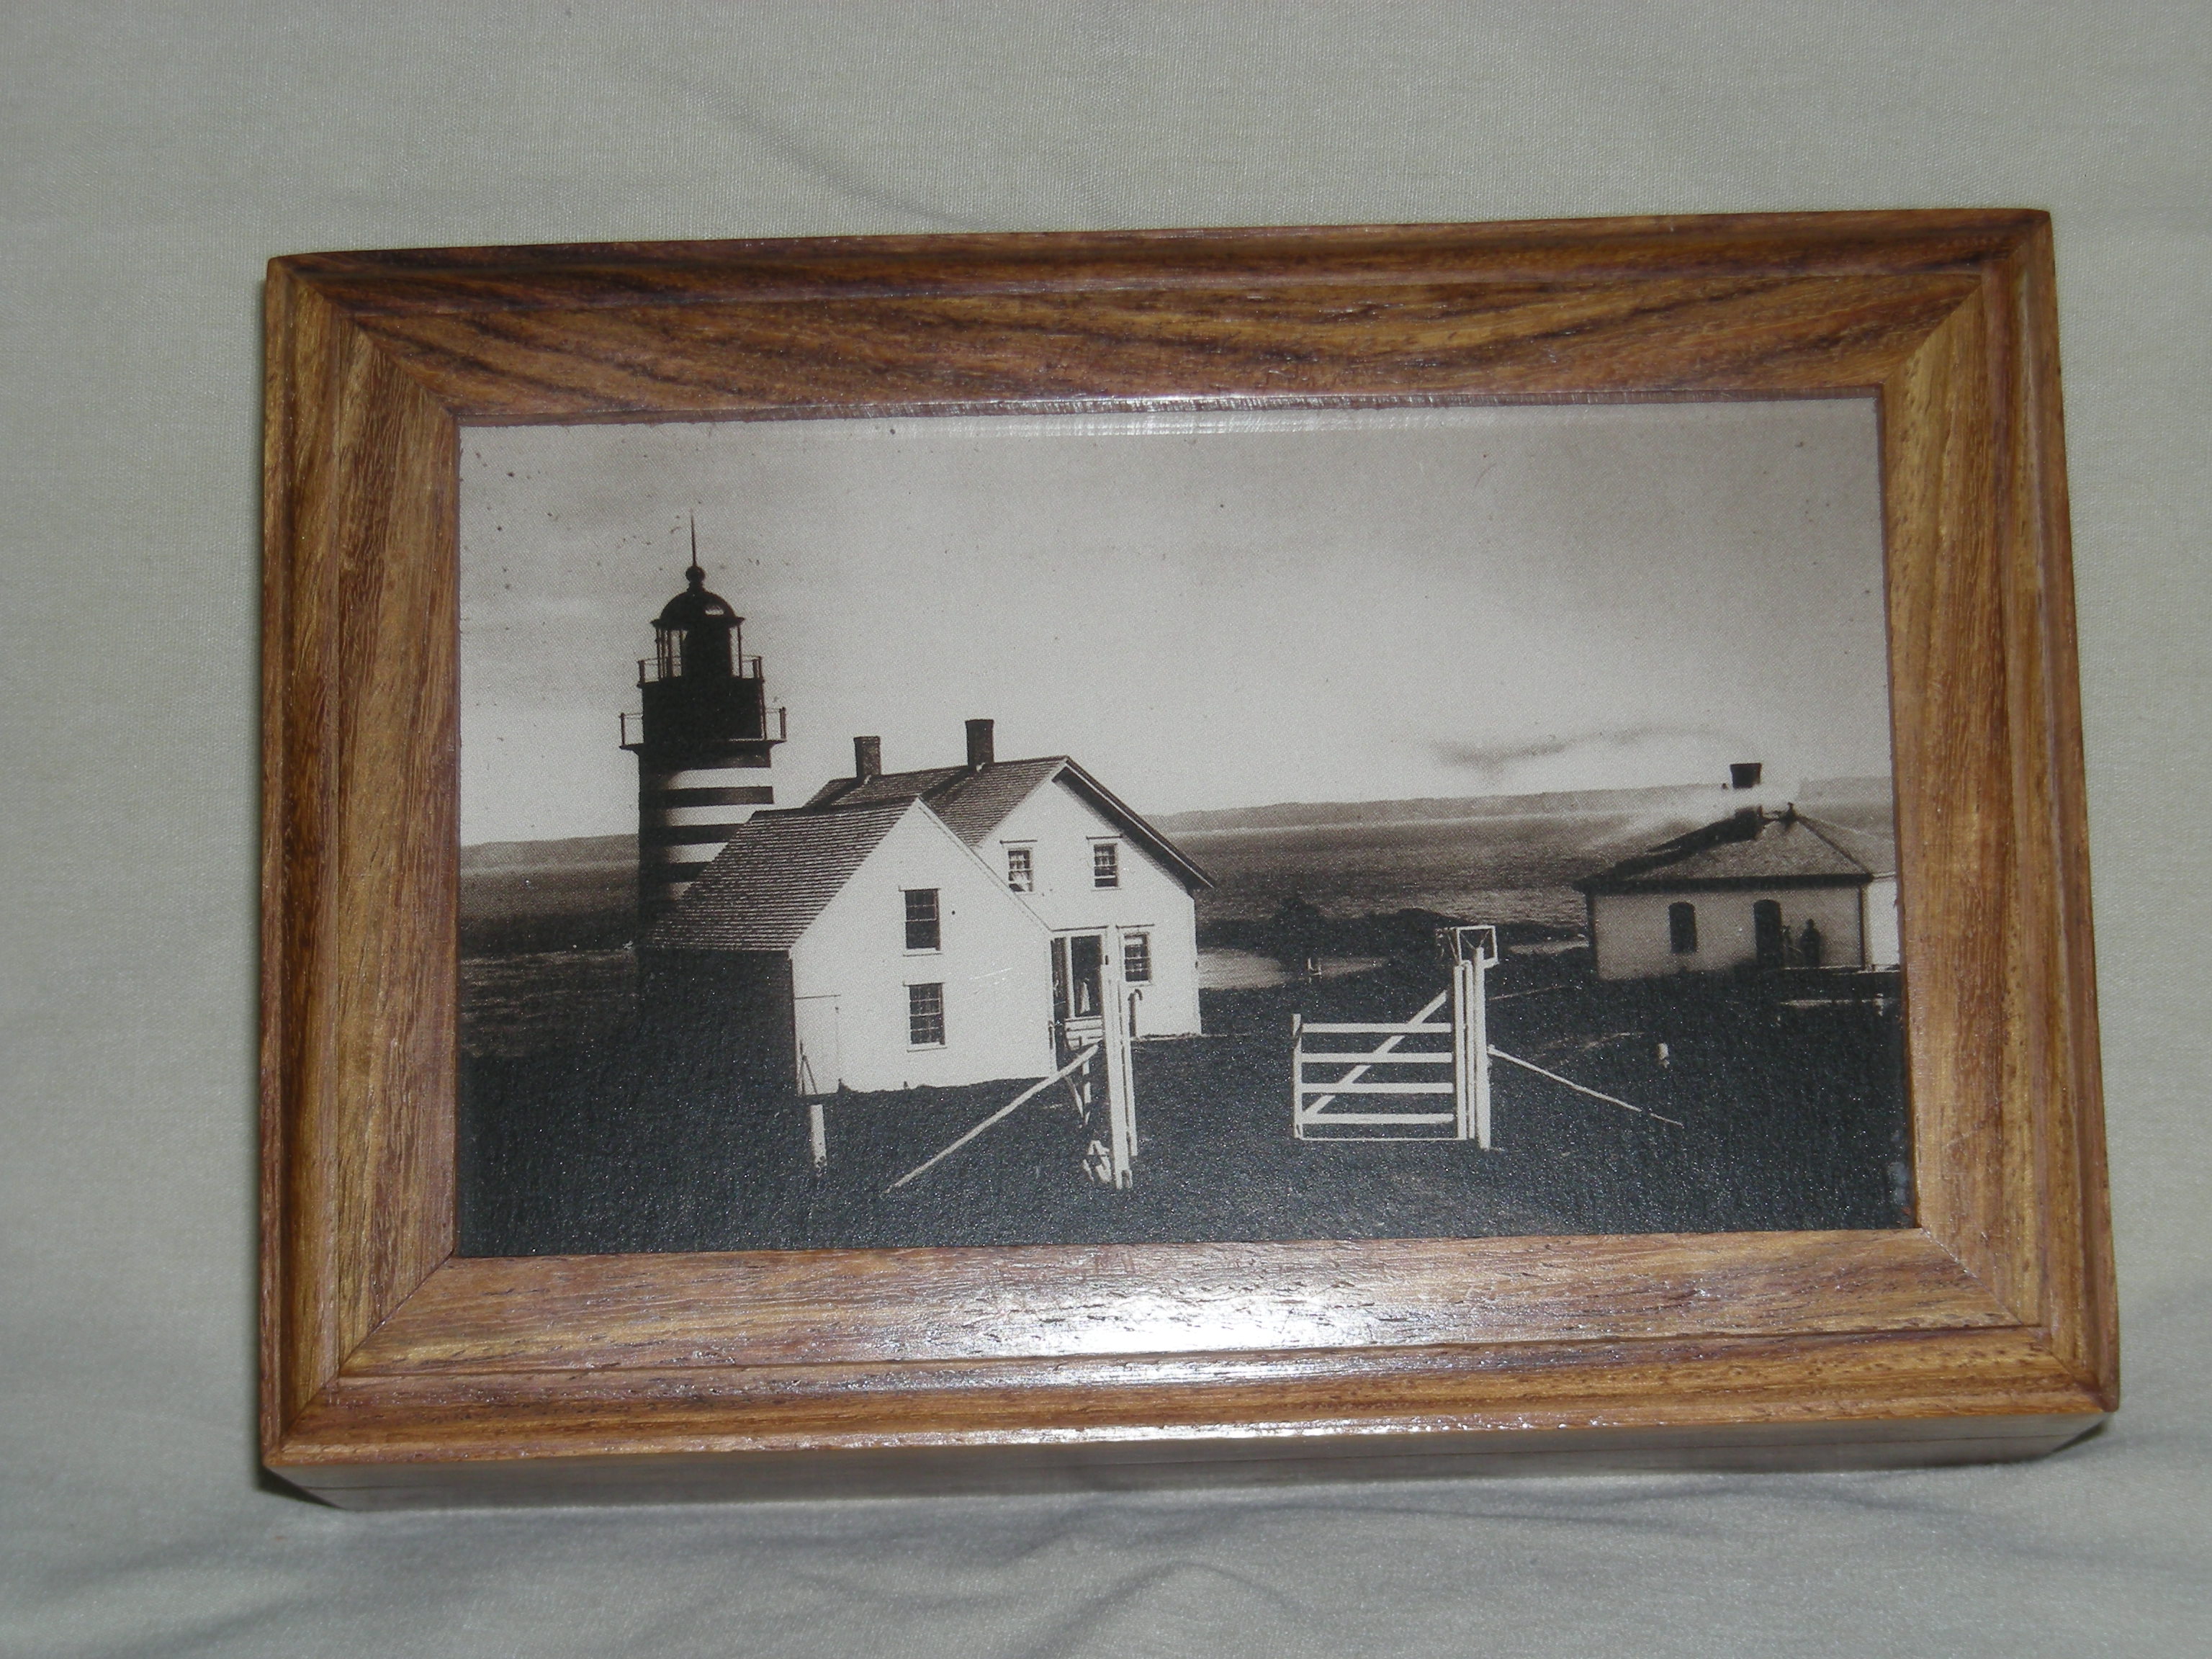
[806,757,1064,842]
[1578,808,1897,894]
[643,800,911,951]
[802,755,1213,891]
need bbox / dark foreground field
[459,949,1910,1254]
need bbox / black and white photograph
[28,1,2212,1642]
[458,400,1910,1253]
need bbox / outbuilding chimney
[854,735,882,780]
[965,718,995,770]
[1729,761,1763,791]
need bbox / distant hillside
[458,779,1898,948]
[459,777,1895,872]
[462,833,635,873]
[1151,777,1888,837]
[1161,778,1894,926]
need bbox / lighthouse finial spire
[685,513,703,585]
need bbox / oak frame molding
[261,211,2114,1506]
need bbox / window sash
[1092,842,1120,888]
[1123,932,1151,982]
[1668,902,1698,954]
[907,982,945,1047]
[904,888,940,951]
[1006,847,1033,892]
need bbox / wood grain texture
[282,1327,2103,1459]
[261,276,459,1436]
[346,1231,2008,1373]
[287,1416,2103,1509]
[345,275,1974,423]
[2001,222,2116,1393]
[1883,290,2020,1314]
[260,211,2114,1503]
[276,212,2057,311]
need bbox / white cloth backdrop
[4,4,2206,1653]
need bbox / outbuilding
[1575,806,1899,981]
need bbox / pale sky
[459,400,1890,846]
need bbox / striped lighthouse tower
[621,530,786,925]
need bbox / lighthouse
[621,534,786,925]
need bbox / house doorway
[1753,899,1786,969]
[1051,932,1107,1045]
[1049,930,1136,1188]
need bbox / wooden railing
[1292,991,1460,1141]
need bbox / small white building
[1576,806,1900,981]
[643,721,1213,1094]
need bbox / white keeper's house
[642,719,1213,1094]
[1575,803,1900,981]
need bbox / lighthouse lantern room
[621,539,785,925]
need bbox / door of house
[1050,930,1136,1187]
[1753,899,1786,969]
[1052,932,1107,1048]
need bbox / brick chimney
[965,718,995,770]
[853,735,881,780]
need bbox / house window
[1668,901,1698,954]
[907,982,945,1047]
[1122,932,1151,983]
[1092,842,1120,889]
[1006,847,1034,893]
[904,888,940,951]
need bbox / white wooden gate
[1293,925,1686,1146]
[1293,926,1496,1145]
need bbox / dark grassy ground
[458,945,1910,1254]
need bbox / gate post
[1447,926,1496,1149]
[1100,926,1136,1189]
[1451,954,1475,1142]
[1472,941,1491,1150]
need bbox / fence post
[1451,956,1473,1141]
[1290,1013,1305,1141]
[1473,942,1492,1150]
[1100,927,1135,1190]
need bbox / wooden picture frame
[261,211,2114,1507]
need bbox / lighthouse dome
[657,565,741,630]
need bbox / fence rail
[1297,1051,1458,1064]
[1293,995,1464,1141]
[1298,1022,1451,1035]
[1292,935,1495,1145]
[1292,926,1673,1148]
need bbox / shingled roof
[1578,808,1897,894]
[805,756,1065,842]
[802,755,1212,891]
[643,800,912,951]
